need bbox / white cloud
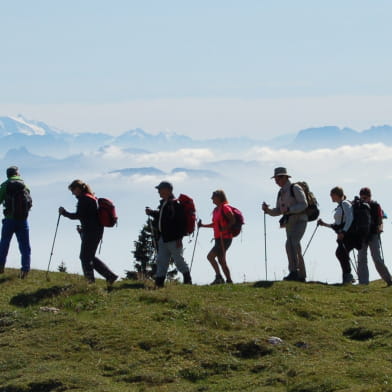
[134,148,214,169]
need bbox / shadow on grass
[9,285,71,307]
[112,282,147,291]
[0,276,13,285]
[2,379,64,392]
[343,327,376,341]
[253,280,275,288]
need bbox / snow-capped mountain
[3,116,392,159]
[0,115,63,136]
[290,125,392,150]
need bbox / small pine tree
[57,261,67,273]
[129,217,177,280]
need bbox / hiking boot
[155,276,165,288]
[342,273,354,284]
[210,275,225,285]
[0,265,4,274]
[19,270,29,279]
[226,278,233,284]
[283,271,298,281]
[183,271,192,285]
[107,274,118,290]
[295,276,306,283]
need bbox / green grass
[1,269,392,391]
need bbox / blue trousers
[0,218,31,271]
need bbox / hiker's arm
[317,219,333,229]
[198,220,213,228]
[145,207,159,219]
[59,198,86,220]
[376,204,384,233]
[0,182,6,204]
[59,206,78,220]
[262,200,281,216]
[289,184,308,214]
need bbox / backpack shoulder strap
[85,193,97,201]
[338,201,345,225]
[290,183,295,198]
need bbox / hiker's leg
[296,242,306,280]
[286,219,307,278]
[216,238,232,281]
[166,239,190,274]
[79,236,96,283]
[0,218,15,269]
[369,234,392,284]
[207,247,221,275]
[85,232,117,281]
[93,256,117,281]
[156,237,170,279]
[336,241,351,275]
[14,219,31,272]
[357,241,369,284]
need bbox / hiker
[357,187,392,286]
[58,179,118,286]
[0,166,32,278]
[198,189,235,284]
[318,186,355,284]
[262,167,308,282]
[145,181,192,287]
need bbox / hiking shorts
[211,238,232,257]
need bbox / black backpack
[4,179,33,219]
[348,197,371,247]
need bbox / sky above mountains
[1,1,392,138]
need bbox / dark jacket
[63,193,103,236]
[150,197,186,242]
[369,201,383,235]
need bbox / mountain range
[2,115,392,157]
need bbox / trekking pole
[148,217,158,260]
[302,224,319,257]
[264,212,268,280]
[378,233,385,262]
[350,249,358,276]
[190,224,200,272]
[46,213,61,281]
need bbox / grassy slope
[1,269,392,392]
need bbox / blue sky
[1,1,392,137]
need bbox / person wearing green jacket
[0,166,32,278]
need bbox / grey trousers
[357,234,392,284]
[285,215,307,279]
[156,237,190,278]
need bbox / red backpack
[177,193,196,235]
[223,205,244,237]
[86,194,118,227]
